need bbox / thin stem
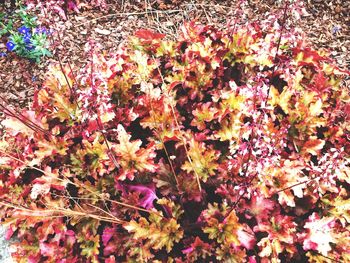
[146,83,180,191]
[0,200,125,224]
[153,58,202,192]
[0,101,51,136]
[227,1,290,213]
[266,0,289,99]
[87,45,119,169]
[0,149,163,217]
[40,3,80,109]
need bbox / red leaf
[311,72,329,92]
[135,29,165,41]
[303,138,325,155]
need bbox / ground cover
[0,0,349,262]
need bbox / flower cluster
[0,6,51,62]
[6,25,51,62]
[0,18,349,262]
[6,25,31,51]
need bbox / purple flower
[22,34,34,51]
[18,26,31,35]
[34,27,48,35]
[332,25,341,35]
[6,41,16,51]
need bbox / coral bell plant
[0,18,350,262]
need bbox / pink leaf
[102,227,114,246]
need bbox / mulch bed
[0,0,349,109]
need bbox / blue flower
[23,34,32,44]
[18,26,31,35]
[0,52,6,57]
[6,41,16,51]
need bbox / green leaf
[124,214,183,253]
[79,235,100,261]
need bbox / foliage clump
[0,17,350,262]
